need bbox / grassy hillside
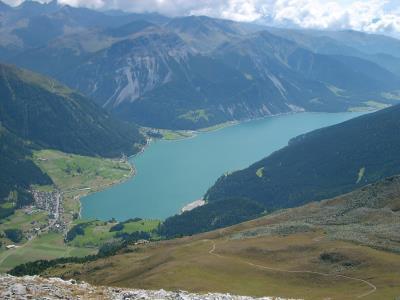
[27,176,400,299]
[32,150,132,192]
[206,104,400,210]
[66,219,160,248]
[0,233,95,274]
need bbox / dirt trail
[208,241,376,299]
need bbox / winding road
[208,241,376,299]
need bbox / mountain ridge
[1,8,399,129]
[0,63,144,157]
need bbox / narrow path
[208,241,376,298]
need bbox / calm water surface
[81,112,364,220]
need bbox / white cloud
[58,0,104,9]
[2,0,20,5]
[264,0,400,36]
[3,0,400,36]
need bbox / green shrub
[4,228,23,243]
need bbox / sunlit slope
[41,176,400,299]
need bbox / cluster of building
[31,190,67,233]
[3,190,70,250]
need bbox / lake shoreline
[155,110,334,142]
[77,155,138,220]
[81,110,366,221]
[76,137,152,221]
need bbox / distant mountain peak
[15,0,62,15]
[17,0,45,8]
[105,19,158,38]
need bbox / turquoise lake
[81,112,364,221]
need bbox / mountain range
[1,1,400,129]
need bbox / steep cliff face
[62,29,193,109]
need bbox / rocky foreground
[0,274,295,300]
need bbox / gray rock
[0,274,298,300]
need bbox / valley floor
[0,150,136,272]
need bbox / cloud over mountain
[3,0,400,36]
[263,0,400,36]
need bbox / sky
[3,0,400,37]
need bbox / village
[4,190,67,251]
[31,190,67,233]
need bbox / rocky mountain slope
[233,175,400,253]
[0,0,167,57]
[165,15,254,53]
[265,28,400,77]
[19,25,400,129]
[1,2,400,129]
[0,274,290,300]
